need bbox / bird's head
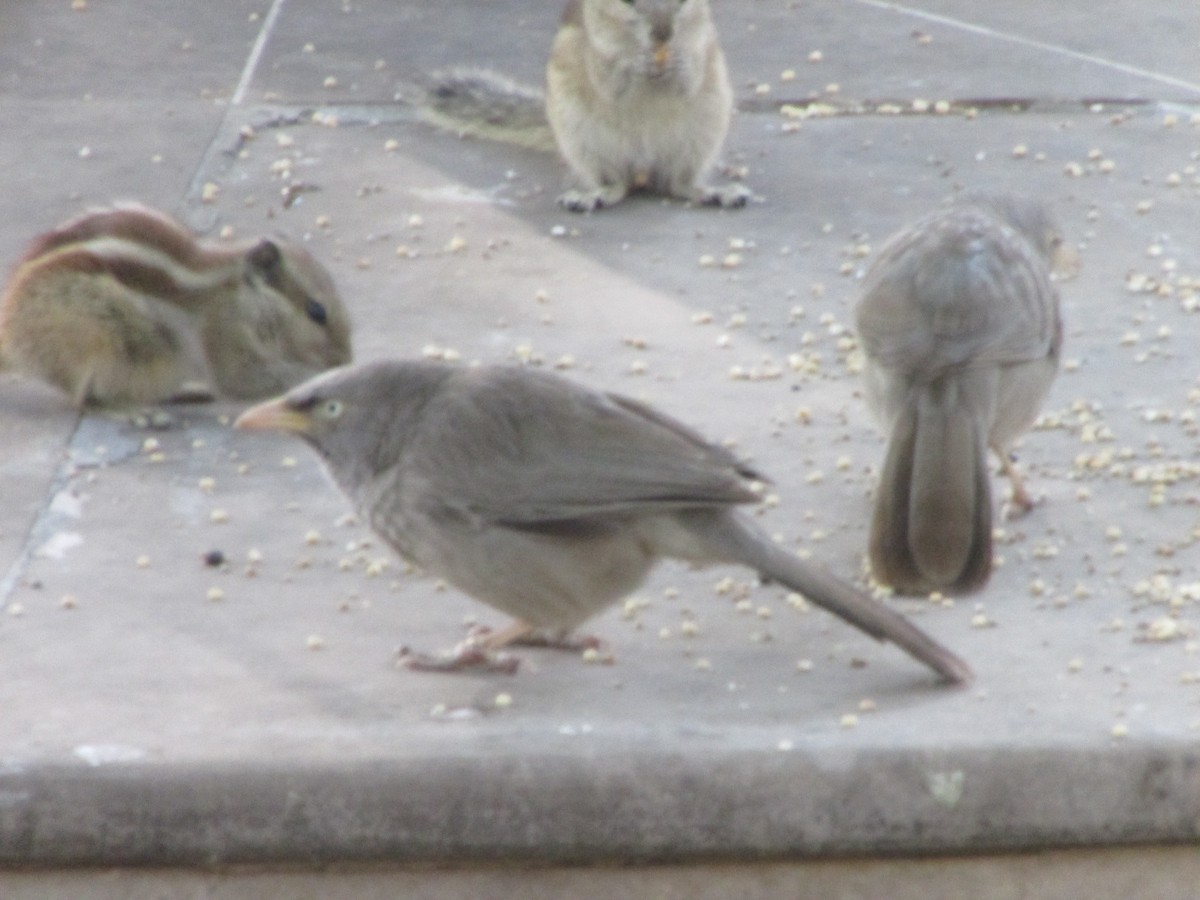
[234,360,451,493]
[963,192,1080,280]
[235,365,353,439]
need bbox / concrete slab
[2,0,1200,888]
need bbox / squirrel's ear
[246,238,283,274]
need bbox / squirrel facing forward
[0,204,352,408]
[416,0,749,212]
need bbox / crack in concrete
[0,417,147,607]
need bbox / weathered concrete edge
[1,741,1196,867]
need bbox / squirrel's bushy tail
[405,68,556,152]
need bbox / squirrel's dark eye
[305,298,328,326]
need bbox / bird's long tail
[870,379,993,595]
[691,510,973,684]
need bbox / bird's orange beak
[234,396,313,434]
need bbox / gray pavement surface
[2,0,1200,892]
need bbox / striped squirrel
[0,204,352,408]
[415,0,750,212]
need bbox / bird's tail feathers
[909,387,992,589]
[693,511,973,684]
[870,385,992,595]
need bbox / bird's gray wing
[857,207,1060,373]
[406,367,764,527]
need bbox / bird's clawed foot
[395,640,522,675]
[1003,486,1037,520]
[997,450,1038,519]
[393,622,610,674]
[476,624,604,653]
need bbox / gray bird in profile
[855,194,1073,596]
[236,359,971,684]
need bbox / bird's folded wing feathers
[859,212,1058,372]
[409,373,764,524]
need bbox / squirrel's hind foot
[694,182,751,208]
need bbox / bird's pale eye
[319,399,344,420]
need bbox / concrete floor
[1,1,1199,895]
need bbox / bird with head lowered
[236,359,971,684]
